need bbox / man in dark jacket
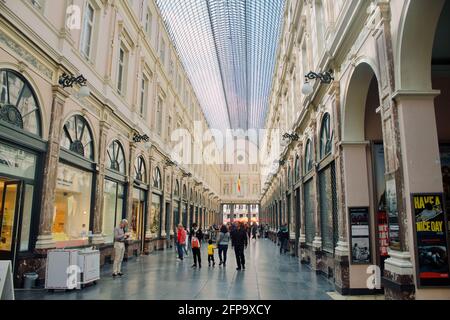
[231,222,248,270]
[279,224,290,254]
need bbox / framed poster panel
[411,193,450,287]
[349,207,371,264]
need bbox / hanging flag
[237,173,241,193]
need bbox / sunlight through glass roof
[156,0,285,134]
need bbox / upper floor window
[0,69,41,136]
[81,3,95,58]
[156,97,163,135]
[305,139,313,173]
[320,113,332,159]
[167,115,172,141]
[140,74,149,117]
[145,9,152,39]
[117,44,128,95]
[107,140,126,174]
[61,115,94,160]
[30,0,45,12]
[160,39,166,65]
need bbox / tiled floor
[15,239,335,300]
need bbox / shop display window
[102,179,125,243]
[53,162,92,248]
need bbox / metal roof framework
[156,0,285,137]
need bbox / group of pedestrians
[176,221,253,270]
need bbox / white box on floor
[45,249,100,290]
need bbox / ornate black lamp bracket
[305,69,334,84]
[59,73,87,88]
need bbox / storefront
[173,179,180,231]
[0,69,44,275]
[182,185,187,227]
[102,140,127,244]
[150,167,162,237]
[303,139,314,247]
[131,156,148,252]
[54,114,95,248]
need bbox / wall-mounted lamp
[59,73,90,98]
[302,69,334,96]
[282,132,300,141]
[279,159,286,166]
[133,133,150,143]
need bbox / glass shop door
[0,180,22,266]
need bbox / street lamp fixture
[282,132,300,141]
[59,73,90,98]
[133,133,150,143]
[302,69,334,96]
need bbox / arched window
[190,188,193,201]
[320,113,332,159]
[153,167,162,189]
[182,185,187,199]
[174,180,180,197]
[61,115,94,160]
[305,139,313,173]
[0,69,41,136]
[134,156,147,183]
[287,165,292,187]
[106,140,126,174]
[294,155,300,182]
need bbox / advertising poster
[386,178,400,250]
[412,193,450,287]
[349,207,371,264]
[439,145,450,233]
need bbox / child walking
[207,239,216,267]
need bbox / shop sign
[349,207,371,264]
[412,193,450,287]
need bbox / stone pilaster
[160,165,168,238]
[92,119,110,245]
[169,168,175,237]
[35,86,69,250]
[126,142,137,231]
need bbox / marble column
[35,86,69,250]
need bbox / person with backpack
[217,224,230,267]
[190,223,203,268]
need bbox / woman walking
[217,224,231,267]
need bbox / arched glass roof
[156,0,285,134]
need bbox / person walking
[279,224,289,254]
[113,219,129,277]
[183,226,189,256]
[251,223,258,239]
[176,224,186,261]
[217,224,230,267]
[190,223,203,268]
[207,239,216,267]
[231,222,248,271]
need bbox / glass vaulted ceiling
[156,0,285,134]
